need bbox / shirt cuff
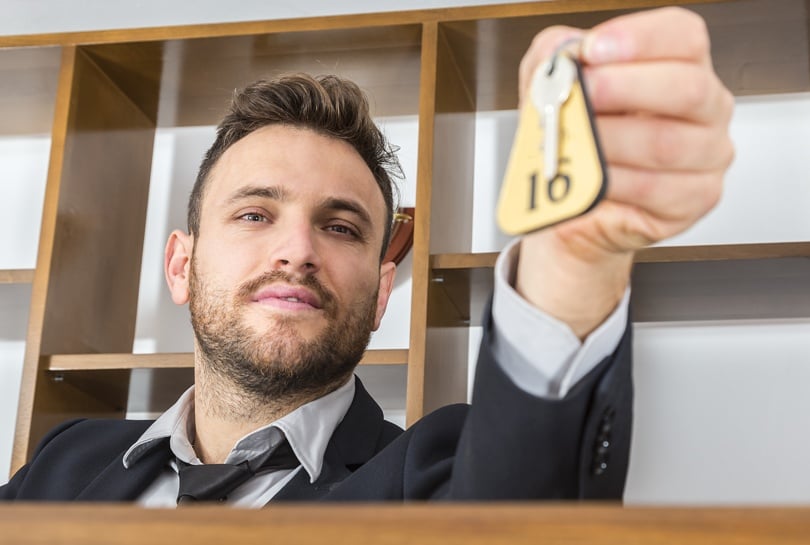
[490,238,630,399]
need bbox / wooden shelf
[431,242,810,272]
[45,349,409,371]
[636,242,810,263]
[431,252,498,270]
[0,269,35,284]
[429,243,810,326]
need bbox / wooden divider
[12,43,161,472]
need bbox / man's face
[176,125,395,400]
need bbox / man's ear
[165,230,193,305]
[372,261,397,331]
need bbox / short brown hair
[188,74,402,260]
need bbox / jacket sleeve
[446,304,634,500]
[0,419,87,500]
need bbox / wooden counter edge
[0,503,807,545]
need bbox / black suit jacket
[0,313,633,501]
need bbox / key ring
[547,36,584,75]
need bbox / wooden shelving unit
[3,0,808,475]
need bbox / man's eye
[241,213,266,222]
[327,224,358,237]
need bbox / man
[1,7,733,504]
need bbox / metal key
[530,53,577,182]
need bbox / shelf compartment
[438,0,809,113]
[0,46,61,135]
[81,23,424,129]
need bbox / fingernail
[583,32,624,63]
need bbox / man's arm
[515,7,733,339]
[446,7,733,500]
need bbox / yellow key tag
[497,53,606,235]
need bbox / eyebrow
[320,197,374,230]
[225,185,287,205]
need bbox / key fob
[497,53,607,235]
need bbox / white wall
[0,135,50,481]
[1,2,809,504]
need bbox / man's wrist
[515,237,632,339]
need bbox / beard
[188,255,378,406]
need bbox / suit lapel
[273,376,385,501]
[71,376,387,502]
[76,437,172,501]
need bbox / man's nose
[269,222,322,275]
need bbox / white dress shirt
[127,378,355,507]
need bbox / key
[531,53,577,182]
[497,47,606,235]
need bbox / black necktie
[176,439,299,504]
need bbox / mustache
[237,270,336,310]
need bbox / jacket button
[592,407,615,476]
[597,440,610,456]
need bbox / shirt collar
[122,377,355,484]
[123,386,195,468]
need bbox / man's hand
[514,7,735,338]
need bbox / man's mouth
[251,285,323,310]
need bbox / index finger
[518,26,583,105]
[582,6,711,65]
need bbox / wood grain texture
[436,0,808,112]
[0,0,716,47]
[431,252,499,270]
[0,269,35,284]
[45,349,409,371]
[13,46,79,475]
[428,244,810,326]
[81,42,164,124]
[3,1,802,99]
[420,23,481,415]
[430,243,810,271]
[156,25,422,125]
[38,46,158,356]
[0,504,808,545]
[634,242,810,263]
[406,22,439,426]
[12,44,162,470]
[70,25,423,128]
